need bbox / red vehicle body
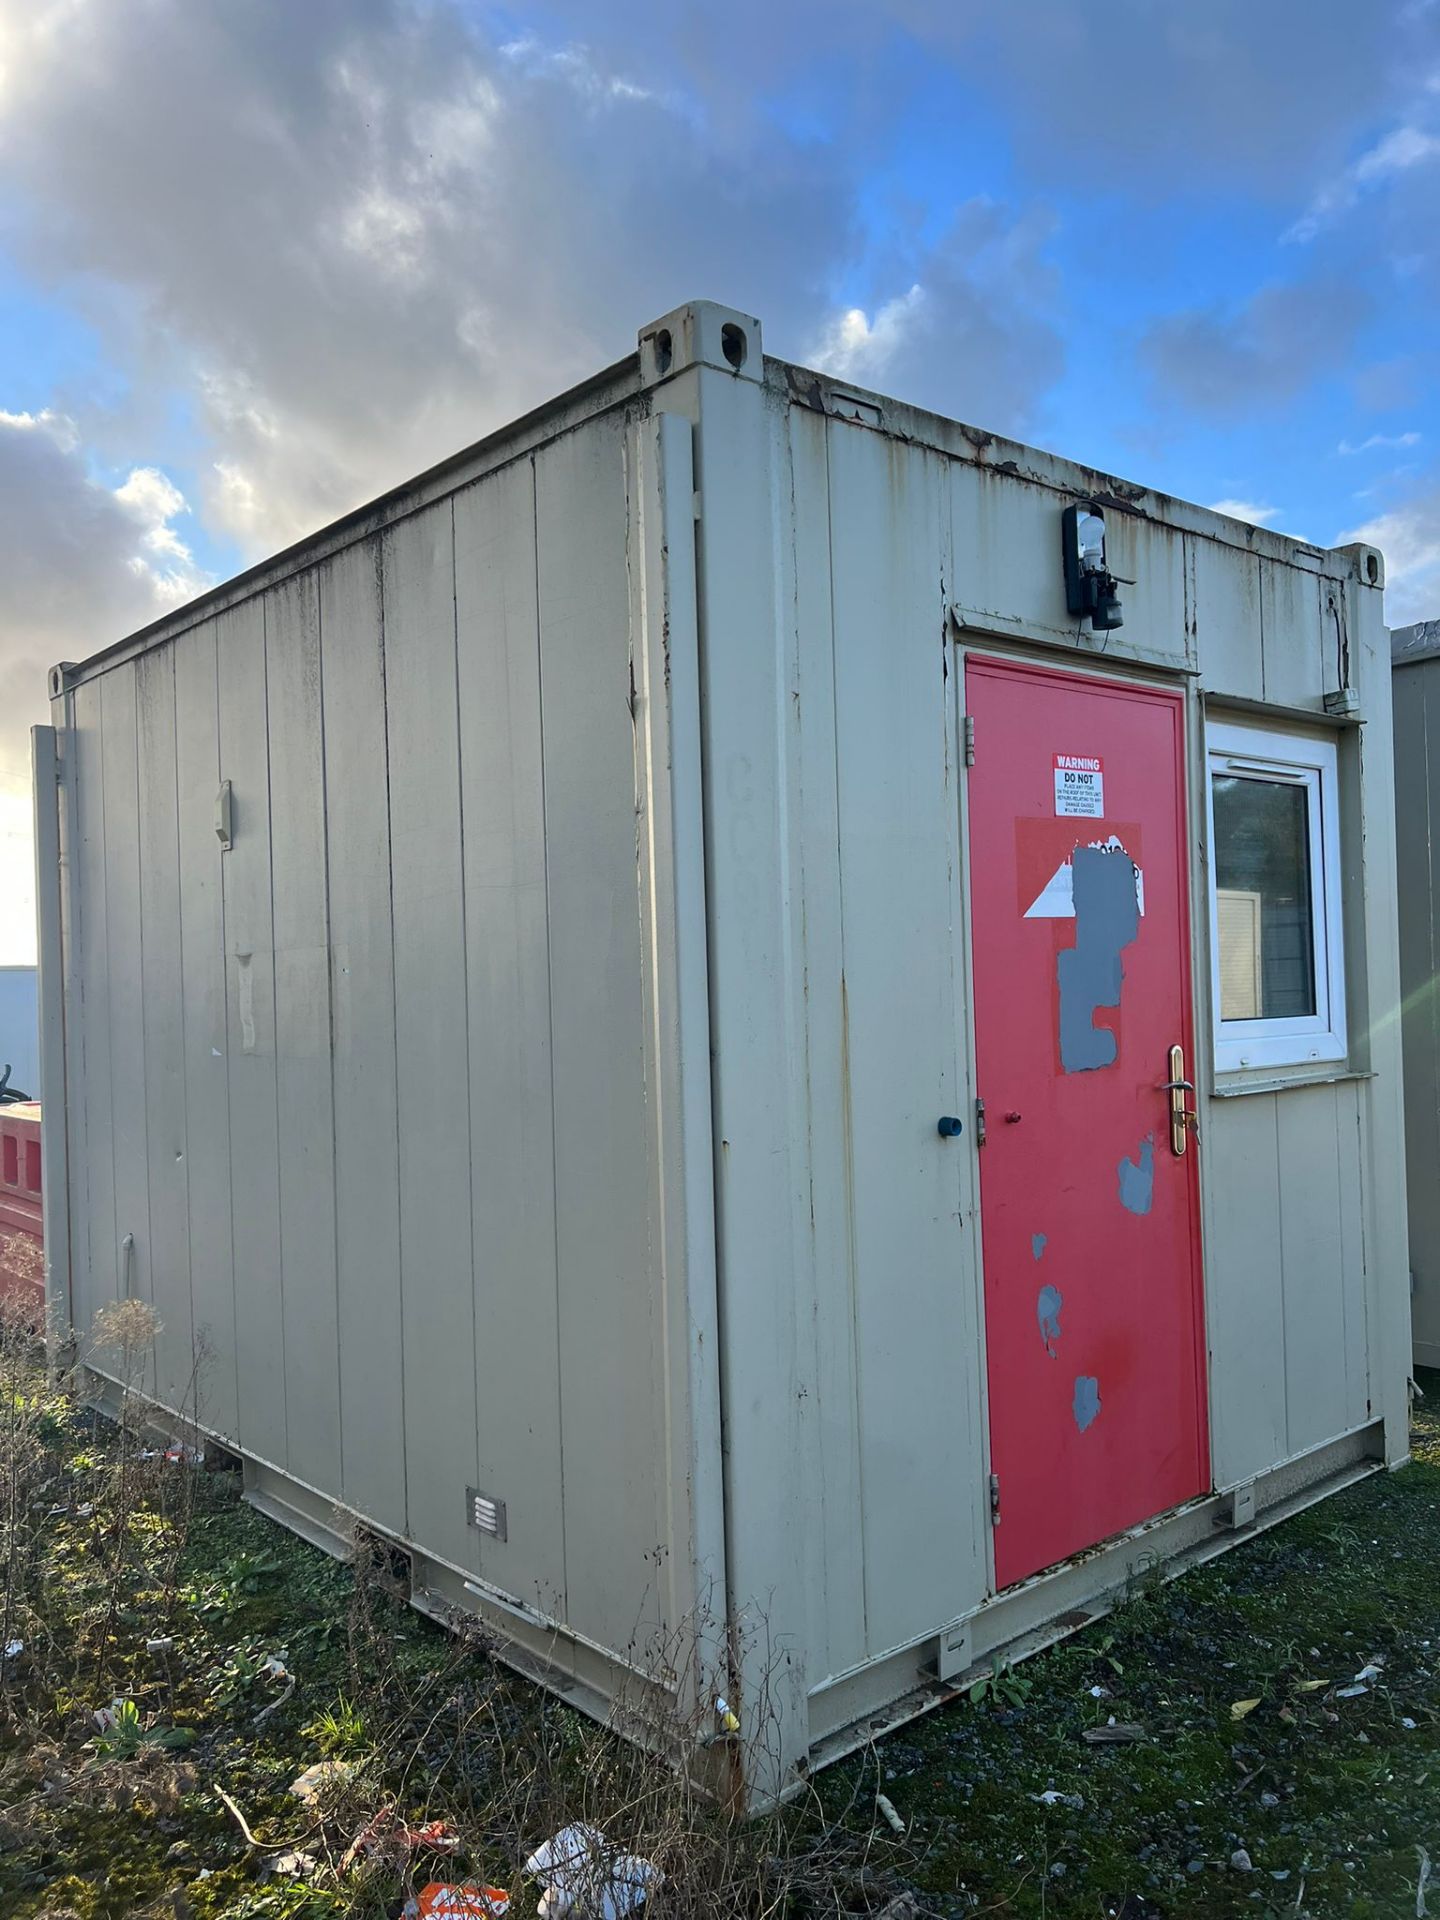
[0,1103,44,1310]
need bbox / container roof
[1392,619,1440,667]
[53,300,1388,692]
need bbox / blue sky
[2,0,1438,960]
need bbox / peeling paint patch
[1057,844,1139,1072]
[1032,1232,1048,1261]
[1025,837,1145,919]
[1073,1375,1101,1432]
[1117,1135,1155,1215]
[1037,1284,1063,1357]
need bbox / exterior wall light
[1062,502,1124,632]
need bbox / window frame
[1205,719,1347,1075]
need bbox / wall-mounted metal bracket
[215,780,233,851]
[936,1617,974,1683]
[1225,1481,1257,1530]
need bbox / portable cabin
[1393,618,1440,1369]
[35,301,1411,1803]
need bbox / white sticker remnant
[1054,753,1104,817]
[236,952,256,1053]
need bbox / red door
[966,656,1208,1589]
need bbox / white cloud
[497,37,661,108]
[1354,124,1440,182]
[1338,430,1421,455]
[1339,490,1440,626]
[1286,121,1440,242]
[114,464,186,527]
[531,0,1395,197]
[0,788,35,967]
[806,201,1063,429]
[339,186,432,282]
[0,412,209,915]
[0,405,79,452]
[810,286,926,385]
[0,0,860,557]
[1207,499,1281,527]
[2,0,1409,955]
[0,0,1070,566]
[113,465,206,600]
[0,0,1080,966]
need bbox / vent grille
[466,1488,507,1540]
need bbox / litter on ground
[524,1824,664,1920]
[405,1883,512,1918]
[288,1758,354,1803]
[876,1792,907,1834]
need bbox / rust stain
[784,366,829,414]
[1089,486,1145,515]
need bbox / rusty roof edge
[56,350,643,692]
[56,330,1385,697]
[1391,619,1440,667]
[768,356,1377,585]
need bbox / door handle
[1164,1044,1198,1154]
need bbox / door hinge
[963,715,976,767]
[989,1472,1001,1525]
[975,1096,987,1147]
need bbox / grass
[2,1321,1437,1918]
[815,1372,1440,1918]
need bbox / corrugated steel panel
[453,456,566,1616]
[1393,632,1440,1367]
[319,544,406,1530]
[174,618,239,1442]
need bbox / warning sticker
[1053,753,1104,818]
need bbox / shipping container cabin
[36,301,1411,1803]
[1393,619,1440,1370]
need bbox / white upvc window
[1205,720,1347,1075]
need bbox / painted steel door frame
[951,637,1212,1597]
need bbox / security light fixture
[1062,502,1124,633]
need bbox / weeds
[0,1278,64,1703]
[968,1656,1034,1712]
[302,1696,367,1757]
[1,1307,895,1920]
[0,1232,43,1305]
[4,1314,1440,1919]
[86,1297,165,1682]
[91,1695,195,1759]
[184,1546,284,1621]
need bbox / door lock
[1162,1044,1199,1155]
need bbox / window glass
[1212,773,1316,1022]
